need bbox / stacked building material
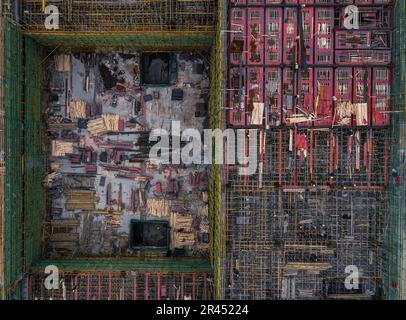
[51,140,74,157]
[69,100,89,119]
[65,190,96,210]
[54,54,71,72]
[88,114,121,135]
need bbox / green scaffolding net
[24,36,47,271]
[385,0,406,300]
[1,19,23,299]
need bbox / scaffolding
[29,270,214,300]
[24,37,46,271]
[4,1,217,49]
[223,0,398,300]
[208,0,223,299]
[0,19,24,300]
[0,16,5,300]
[1,1,222,300]
[20,0,216,32]
[224,128,387,300]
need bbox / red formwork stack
[226,0,394,300]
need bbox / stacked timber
[69,100,89,119]
[173,214,193,230]
[48,218,80,253]
[146,199,172,217]
[284,262,332,271]
[54,54,71,72]
[51,140,74,157]
[173,213,195,248]
[65,189,96,210]
[88,114,120,135]
[174,231,195,248]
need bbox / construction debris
[44,50,210,258]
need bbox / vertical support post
[108,271,112,300]
[244,130,248,185]
[74,276,78,300]
[329,130,334,176]
[157,272,160,300]
[310,130,313,182]
[181,273,184,300]
[133,272,137,301]
[192,274,196,300]
[145,273,149,300]
[385,131,389,186]
[86,273,90,300]
[278,128,282,186]
[98,272,101,300]
[203,273,207,300]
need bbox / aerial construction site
[0,0,405,301]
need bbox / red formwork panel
[266,0,283,3]
[335,0,354,3]
[335,30,391,50]
[374,0,392,4]
[314,68,334,127]
[247,0,265,4]
[315,7,334,65]
[299,0,314,4]
[265,67,282,127]
[231,0,246,5]
[285,0,298,4]
[353,67,372,126]
[283,7,297,65]
[372,68,390,126]
[339,6,391,29]
[229,67,246,127]
[301,7,314,65]
[297,68,314,126]
[230,8,246,66]
[265,7,283,65]
[336,50,391,65]
[247,67,264,126]
[355,0,374,4]
[334,68,353,126]
[282,67,296,125]
[248,8,264,65]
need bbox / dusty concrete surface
[45,50,211,258]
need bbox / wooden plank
[49,233,79,242]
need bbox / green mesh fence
[24,36,46,271]
[208,0,222,299]
[385,0,406,300]
[2,19,23,299]
[25,32,213,50]
[31,259,212,273]
[1,4,221,300]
